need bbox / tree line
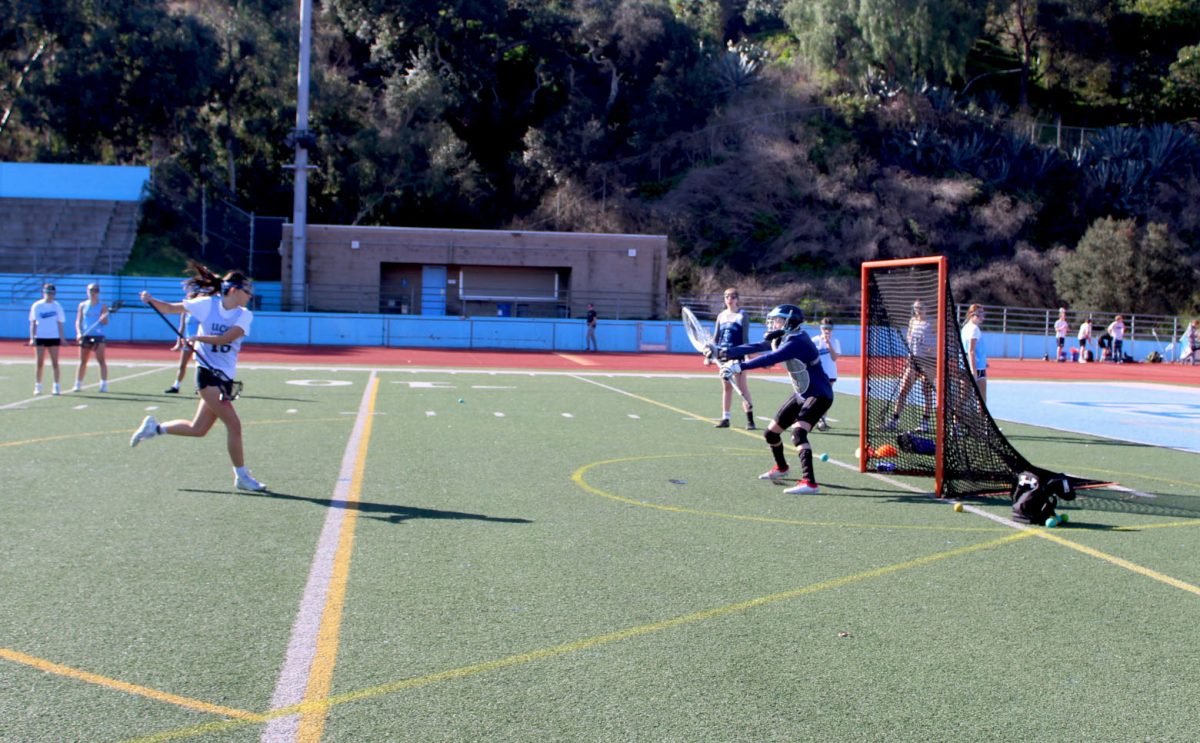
[2,0,1198,313]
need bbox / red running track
[2,340,1197,385]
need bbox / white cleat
[758,466,791,481]
[33,383,43,395]
[784,480,820,495]
[130,416,159,448]
[99,381,108,393]
[72,382,82,392]
[235,472,268,492]
[52,383,61,396]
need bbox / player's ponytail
[184,260,223,296]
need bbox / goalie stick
[681,306,750,404]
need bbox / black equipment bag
[1011,471,1075,524]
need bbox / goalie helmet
[766,304,805,334]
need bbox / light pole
[288,0,314,310]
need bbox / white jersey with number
[184,295,252,379]
[29,299,65,339]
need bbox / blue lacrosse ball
[819,453,829,462]
[1045,516,1059,528]
[458,398,465,404]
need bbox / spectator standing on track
[1182,320,1199,365]
[28,282,65,395]
[961,304,988,404]
[1107,315,1126,363]
[73,282,110,392]
[1077,316,1093,363]
[585,303,598,352]
[711,288,755,430]
[1054,308,1070,362]
[812,317,840,431]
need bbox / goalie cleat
[784,480,820,495]
[235,471,267,492]
[758,466,790,481]
[129,416,159,448]
[815,417,829,431]
[713,418,730,428]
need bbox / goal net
[859,256,1106,499]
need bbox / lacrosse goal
[858,256,1106,498]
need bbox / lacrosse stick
[146,301,243,400]
[681,306,750,404]
[1150,329,1172,362]
[78,299,123,341]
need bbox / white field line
[262,370,377,743]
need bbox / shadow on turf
[177,488,533,525]
[820,484,1200,525]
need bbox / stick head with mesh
[681,307,716,356]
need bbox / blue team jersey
[79,300,105,337]
[713,310,748,349]
[726,331,835,400]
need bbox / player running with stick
[129,261,267,492]
[718,304,834,495]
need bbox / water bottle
[876,462,897,472]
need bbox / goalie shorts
[773,394,833,432]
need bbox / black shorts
[974,369,987,380]
[1056,337,1065,348]
[34,338,61,347]
[773,394,833,431]
[79,335,106,349]
[196,366,235,399]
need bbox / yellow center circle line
[571,453,1005,532]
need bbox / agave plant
[716,40,766,94]
[1141,123,1198,182]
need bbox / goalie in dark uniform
[718,304,834,495]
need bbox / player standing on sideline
[1107,315,1126,363]
[1077,316,1093,363]
[28,282,65,395]
[711,288,755,429]
[812,317,840,431]
[164,279,214,393]
[961,304,988,404]
[1054,308,1070,362]
[129,261,267,492]
[585,303,598,352]
[883,299,934,432]
[718,304,833,495]
[73,283,110,392]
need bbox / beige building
[281,224,669,319]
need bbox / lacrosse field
[1,349,1198,743]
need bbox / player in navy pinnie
[718,304,834,495]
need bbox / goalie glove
[703,343,716,365]
[720,361,743,381]
[763,328,785,343]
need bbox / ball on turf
[953,502,963,513]
[1045,516,1059,528]
[1059,512,1069,524]
[458,398,465,404]
[854,447,861,460]
[819,453,829,462]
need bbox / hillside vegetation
[2,0,1198,312]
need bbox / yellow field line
[0,418,349,449]
[0,647,263,722]
[1032,528,1200,596]
[572,454,1004,532]
[120,531,1033,743]
[297,376,378,742]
